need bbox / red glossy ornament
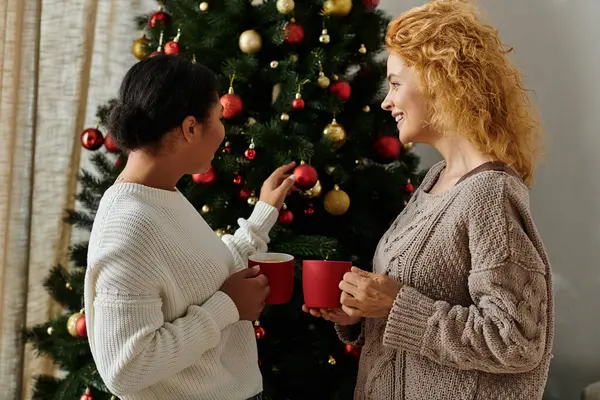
[245,148,256,160]
[80,388,93,400]
[292,98,305,110]
[148,10,169,28]
[363,0,380,10]
[284,21,304,44]
[278,209,294,225]
[164,41,180,55]
[104,133,119,153]
[233,175,243,185]
[330,80,352,101]
[404,182,414,193]
[293,163,318,190]
[149,51,163,57]
[239,188,253,200]
[81,128,104,150]
[220,91,243,119]
[255,326,266,340]
[345,344,362,358]
[304,207,315,216]
[115,155,125,168]
[192,165,216,184]
[76,314,87,338]
[373,136,401,163]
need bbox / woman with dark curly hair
[305,1,553,399]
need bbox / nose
[381,94,393,111]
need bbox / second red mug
[302,260,352,309]
[248,252,294,305]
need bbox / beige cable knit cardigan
[337,161,554,400]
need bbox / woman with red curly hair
[304,1,553,398]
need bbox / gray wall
[379,0,600,398]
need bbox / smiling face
[381,52,436,144]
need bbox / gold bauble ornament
[324,185,350,216]
[199,2,209,12]
[280,112,290,121]
[289,53,298,63]
[131,36,149,60]
[215,228,227,238]
[317,72,330,89]
[323,0,352,17]
[323,118,347,149]
[358,44,367,54]
[276,0,295,14]
[362,105,371,112]
[239,30,262,54]
[66,282,72,290]
[248,196,258,206]
[47,327,54,335]
[403,142,414,151]
[302,180,323,198]
[67,312,83,337]
[319,29,331,44]
[328,355,337,365]
[201,204,211,214]
[270,60,279,68]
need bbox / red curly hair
[385,0,543,186]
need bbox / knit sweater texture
[336,161,554,400]
[84,182,279,400]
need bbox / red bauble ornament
[373,136,401,163]
[220,90,243,119]
[363,0,380,10]
[80,388,93,400]
[293,163,318,190]
[284,21,304,44]
[149,50,163,57]
[245,148,257,160]
[233,175,243,185]
[239,188,253,200]
[164,41,180,55]
[148,10,169,28]
[330,80,352,101]
[404,182,414,193]
[345,344,362,358]
[115,155,125,168]
[192,165,216,184]
[292,97,305,110]
[278,209,294,225]
[304,206,315,216]
[104,134,119,153]
[76,314,87,338]
[81,128,104,150]
[255,326,266,339]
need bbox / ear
[181,116,200,143]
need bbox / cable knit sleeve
[335,321,366,346]
[86,251,240,396]
[382,175,550,374]
[221,200,279,270]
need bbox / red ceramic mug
[248,253,295,305]
[302,260,352,309]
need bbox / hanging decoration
[199,2,209,12]
[301,180,322,198]
[149,30,165,57]
[239,29,262,54]
[324,185,350,215]
[292,79,309,111]
[293,162,318,190]
[131,34,149,60]
[67,310,87,338]
[81,127,104,151]
[192,165,216,184]
[317,61,330,89]
[373,135,401,163]
[164,28,182,55]
[245,141,257,160]
[220,75,243,119]
[104,133,120,153]
[330,78,352,101]
[319,29,331,44]
[278,205,294,225]
[323,0,352,17]
[276,0,295,14]
[284,18,305,45]
[80,387,94,400]
[148,6,170,28]
[322,118,347,149]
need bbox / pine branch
[69,243,89,268]
[270,235,341,259]
[41,265,82,312]
[64,210,95,231]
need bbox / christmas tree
[24,0,421,399]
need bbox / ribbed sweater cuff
[383,286,435,354]
[197,291,240,331]
[335,321,365,346]
[247,201,278,236]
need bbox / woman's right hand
[301,305,362,326]
[221,266,270,321]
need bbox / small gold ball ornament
[403,142,414,151]
[270,60,279,68]
[239,30,262,54]
[131,35,149,60]
[302,180,323,198]
[323,118,347,149]
[328,355,337,365]
[215,228,227,238]
[324,185,350,216]
[199,2,209,12]
[276,0,295,14]
[362,105,371,112]
[319,29,331,44]
[201,204,211,214]
[317,72,330,89]
[248,196,258,206]
[358,44,367,54]
[323,0,352,17]
[65,282,72,290]
[280,112,290,121]
[289,53,298,63]
[47,327,54,335]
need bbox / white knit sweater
[84,182,278,400]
